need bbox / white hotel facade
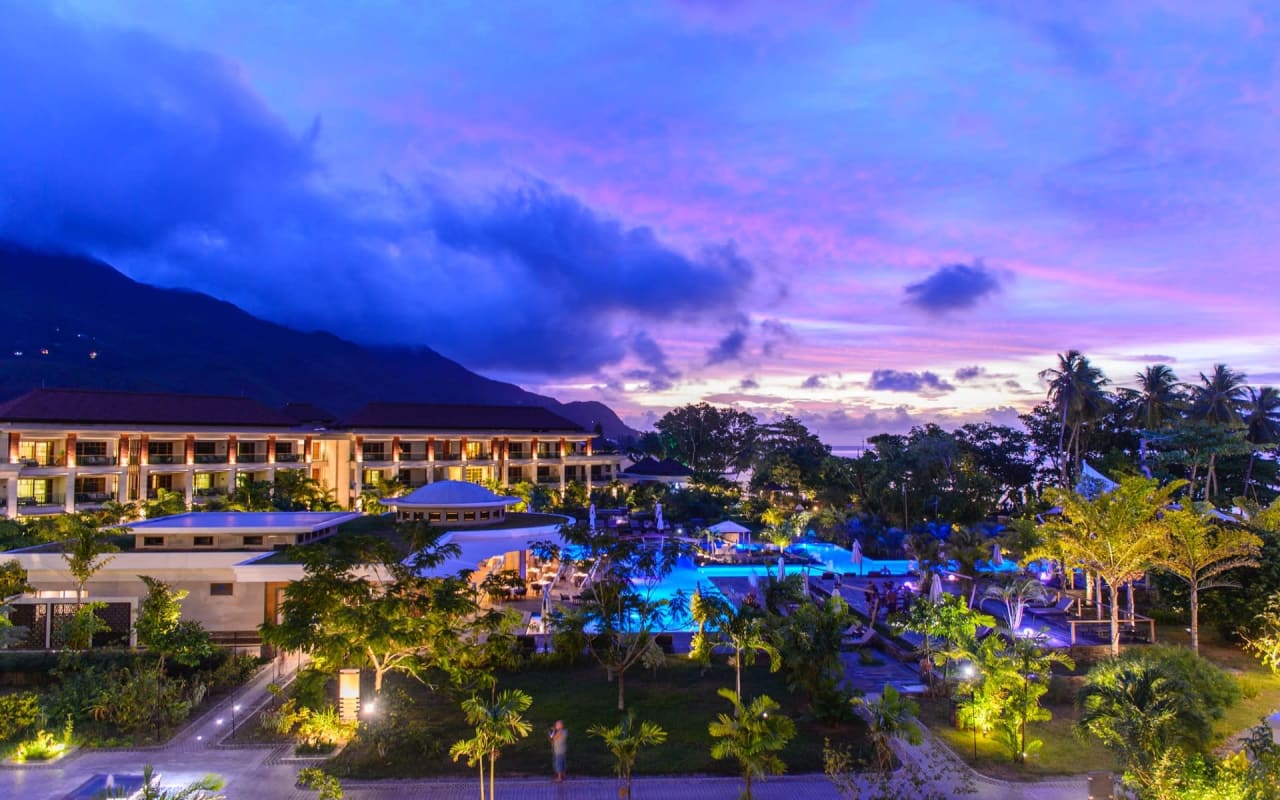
[0,389,622,519]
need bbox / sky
[2,1,1278,442]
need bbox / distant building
[0,388,622,519]
[619,456,695,488]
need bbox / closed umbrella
[929,573,943,603]
[541,584,551,621]
[777,555,786,582]
[802,567,810,598]
[655,503,665,532]
[851,539,864,576]
[588,502,597,531]
[992,542,1004,567]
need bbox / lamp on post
[231,703,241,740]
[338,668,360,723]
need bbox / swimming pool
[787,540,1028,576]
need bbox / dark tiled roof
[0,389,297,427]
[339,402,584,433]
[623,457,694,477]
[281,402,338,425]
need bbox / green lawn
[917,695,1120,782]
[329,657,872,779]
[1154,625,1280,742]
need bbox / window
[428,512,442,522]
[143,536,164,547]
[242,535,263,546]
[210,583,233,596]
[194,441,218,455]
[463,511,475,521]
[194,473,212,490]
[445,511,459,521]
[193,536,214,546]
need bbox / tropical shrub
[0,691,40,741]
[13,729,67,762]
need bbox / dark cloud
[868,369,955,394]
[759,318,795,357]
[622,331,680,391]
[903,262,1002,313]
[801,374,827,389]
[706,328,748,365]
[737,377,760,390]
[0,6,753,378]
[954,365,984,381]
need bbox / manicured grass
[330,657,872,779]
[916,695,1120,781]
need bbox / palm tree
[708,689,796,800]
[1126,364,1183,429]
[943,525,988,607]
[449,690,534,800]
[1187,364,1248,499]
[983,574,1050,631]
[688,594,780,698]
[587,712,668,799]
[1151,507,1261,653]
[859,684,923,773]
[1078,659,1210,788]
[1041,477,1182,655]
[1242,386,1280,499]
[59,514,119,607]
[1039,350,1111,483]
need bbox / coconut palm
[1125,364,1183,430]
[58,514,119,607]
[587,712,668,799]
[1151,507,1261,653]
[1039,350,1111,482]
[708,689,795,800]
[1242,386,1280,499]
[449,690,534,800]
[1187,364,1248,500]
[943,525,989,607]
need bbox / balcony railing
[194,454,229,464]
[18,495,65,507]
[275,453,301,463]
[537,450,560,459]
[436,452,462,461]
[361,451,392,462]
[148,453,181,465]
[16,456,65,467]
[76,454,119,466]
[237,453,268,463]
[195,487,227,498]
[74,492,114,504]
[508,450,530,460]
[400,452,428,461]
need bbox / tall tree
[654,403,758,475]
[1151,507,1261,653]
[1041,477,1182,655]
[135,576,213,669]
[1242,386,1280,500]
[1038,350,1111,483]
[1125,364,1184,430]
[1187,364,1248,499]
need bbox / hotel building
[0,389,621,519]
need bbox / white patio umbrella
[929,573,943,603]
[541,584,551,622]
[654,502,664,531]
[851,539,864,576]
[777,555,786,582]
[992,542,1004,567]
[588,502,597,531]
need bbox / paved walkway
[0,650,1096,800]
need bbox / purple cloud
[868,370,955,394]
[904,262,1003,314]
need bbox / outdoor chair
[1026,596,1076,618]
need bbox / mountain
[0,244,637,439]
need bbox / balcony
[400,452,428,462]
[74,492,114,505]
[16,456,65,468]
[194,454,229,465]
[76,454,119,466]
[275,452,302,463]
[361,451,392,463]
[237,453,269,464]
[18,495,65,509]
[507,449,531,460]
[194,487,227,498]
[536,450,560,460]
[436,452,462,462]
[148,453,181,465]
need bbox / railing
[537,450,560,459]
[275,453,301,463]
[237,453,268,463]
[399,452,428,461]
[194,454,229,464]
[507,449,531,460]
[74,492,114,504]
[148,453,181,465]
[436,452,462,461]
[16,456,65,467]
[467,451,493,461]
[361,451,392,462]
[76,454,118,466]
[18,495,65,507]
[195,487,227,498]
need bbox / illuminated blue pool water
[788,540,1031,576]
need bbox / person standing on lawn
[549,719,568,782]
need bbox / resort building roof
[338,402,584,432]
[0,388,297,428]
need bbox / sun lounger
[1026,596,1076,617]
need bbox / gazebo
[707,519,751,545]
